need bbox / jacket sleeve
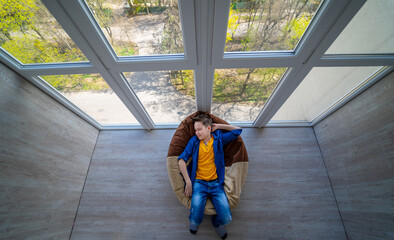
[222,128,242,145]
[178,136,195,162]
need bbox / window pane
[0,0,87,64]
[271,67,382,122]
[85,0,183,56]
[124,70,195,123]
[225,0,323,52]
[40,74,138,125]
[326,0,394,54]
[212,68,287,122]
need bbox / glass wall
[272,66,382,122]
[225,0,323,52]
[40,74,139,124]
[325,0,394,54]
[85,0,184,56]
[123,70,195,123]
[212,67,287,122]
[1,0,391,128]
[0,0,87,64]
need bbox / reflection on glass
[225,0,322,52]
[124,70,195,123]
[0,0,87,64]
[85,0,183,56]
[40,74,138,124]
[271,67,382,122]
[212,68,287,122]
[326,0,394,54]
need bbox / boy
[178,114,242,239]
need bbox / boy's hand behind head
[211,123,218,132]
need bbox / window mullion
[194,0,215,113]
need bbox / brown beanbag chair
[167,111,248,215]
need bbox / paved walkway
[111,13,166,55]
[64,71,261,125]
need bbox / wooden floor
[71,128,346,240]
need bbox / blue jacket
[178,128,242,186]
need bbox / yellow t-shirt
[196,136,218,181]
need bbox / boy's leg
[210,181,232,228]
[189,179,208,232]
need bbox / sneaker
[189,223,198,234]
[215,225,227,240]
[211,216,227,239]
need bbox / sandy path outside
[64,70,262,125]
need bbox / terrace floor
[70,127,346,240]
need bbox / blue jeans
[189,179,232,227]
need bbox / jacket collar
[211,130,220,140]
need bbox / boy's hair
[193,114,213,127]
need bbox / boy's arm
[177,137,194,197]
[212,123,242,145]
[211,123,241,132]
[178,136,194,162]
[178,160,192,197]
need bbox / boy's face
[194,121,211,141]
